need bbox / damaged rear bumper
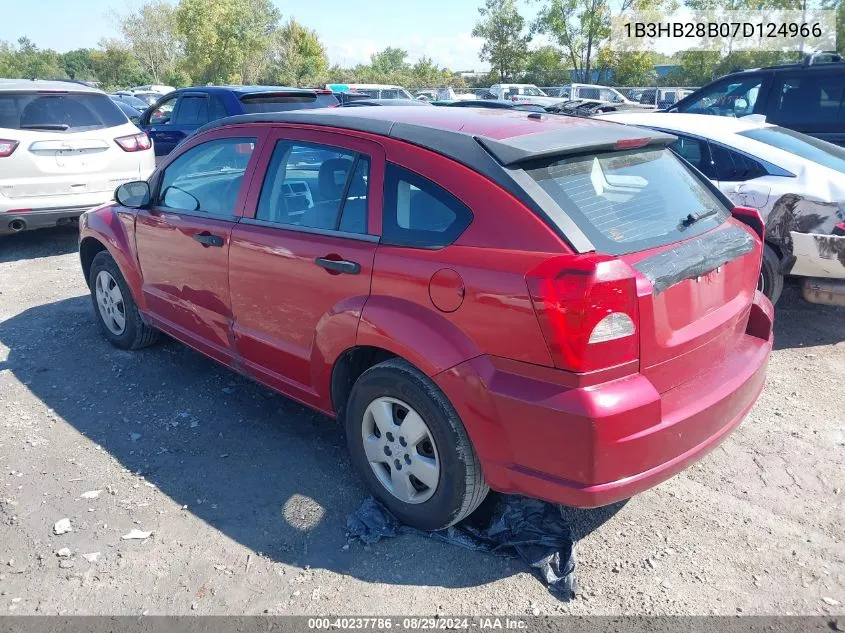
[436,291,774,509]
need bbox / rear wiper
[20,123,69,131]
[680,208,717,229]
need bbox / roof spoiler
[239,90,318,101]
[475,125,676,166]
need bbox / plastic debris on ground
[346,495,577,600]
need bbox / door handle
[192,232,224,247]
[315,257,360,275]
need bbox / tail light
[115,132,152,152]
[833,221,845,237]
[732,206,765,241]
[526,254,639,373]
[0,139,19,158]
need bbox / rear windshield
[738,126,845,174]
[524,148,730,255]
[0,92,127,132]
[239,93,337,113]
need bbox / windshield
[739,126,845,174]
[523,148,730,255]
[0,92,127,132]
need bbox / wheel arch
[79,209,145,310]
[80,236,108,288]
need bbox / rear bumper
[436,291,774,508]
[0,206,91,235]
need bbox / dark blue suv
[139,86,338,158]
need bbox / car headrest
[318,158,353,200]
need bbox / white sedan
[598,111,845,305]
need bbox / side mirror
[115,181,151,208]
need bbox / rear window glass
[0,92,127,132]
[739,126,845,174]
[239,93,336,113]
[524,148,730,255]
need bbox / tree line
[1,0,843,92]
[473,0,844,88]
[0,0,466,92]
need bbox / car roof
[0,78,103,94]
[199,106,674,166]
[597,112,773,139]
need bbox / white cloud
[326,32,490,72]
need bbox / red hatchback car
[79,107,774,531]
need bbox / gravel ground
[0,226,843,616]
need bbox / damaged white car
[599,112,845,305]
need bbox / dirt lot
[0,226,843,616]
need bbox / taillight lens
[833,221,845,237]
[0,139,19,157]
[732,206,765,242]
[526,254,639,373]
[115,132,152,152]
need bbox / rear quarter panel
[358,138,566,374]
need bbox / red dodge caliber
[79,107,773,531]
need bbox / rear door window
[767,72,845,129]
[382,163,472,248]
[172,95,210,126]
[668,134,716,179]
[708,143,768,182]
[0,92,126,132]
[256,140,370,234]
[523,148,730,255]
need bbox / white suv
[0,80,155,236]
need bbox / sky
[0,0,497,71]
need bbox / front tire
[345,358,488,531]
[89,251,159,350]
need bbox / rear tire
[759,244,784,305]
[345,358,488,531]
[89,251,159,350]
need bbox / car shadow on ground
[773,282,845,351]
[0,294,624,591]
[0,226,79,263]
